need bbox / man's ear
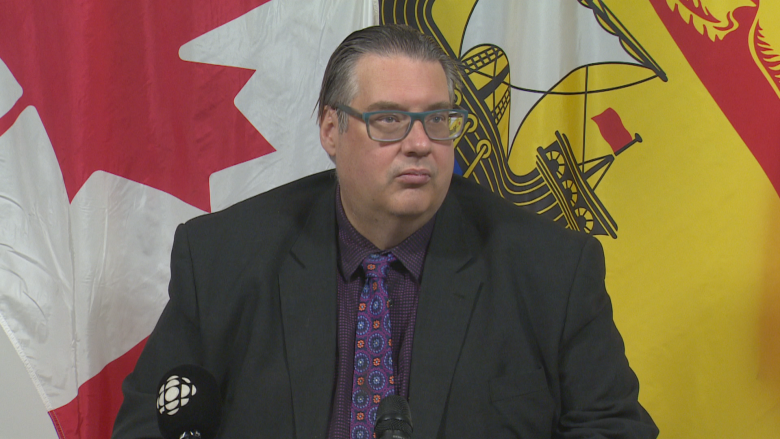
[319,106,339,159]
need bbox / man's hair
[317,24,462,131]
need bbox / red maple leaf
[0,0,274,212]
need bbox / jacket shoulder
[185,170,336,240]
[448,174,591,251]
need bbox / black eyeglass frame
[335,104,469,142]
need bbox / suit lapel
[409,193,483,439]
[278,187,338,439]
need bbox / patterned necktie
[350,253,396,439]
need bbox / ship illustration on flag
[380,0,667,238]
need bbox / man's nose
[401,120,433,155]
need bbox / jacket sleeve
[112,223,205,439]
[555,236,658,438]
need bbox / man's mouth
[396,168,432,185]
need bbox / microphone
[156,364,221,439]
[375,395,413,439]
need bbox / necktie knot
[362,253,395,279]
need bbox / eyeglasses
[336,104,468,142]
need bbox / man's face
[320,54,455,232]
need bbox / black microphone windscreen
[156,364,221,439]
[375,395,413,439]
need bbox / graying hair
[316,24,462,132]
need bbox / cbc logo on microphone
[157,374,197,415]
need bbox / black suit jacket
[112,170,657,439]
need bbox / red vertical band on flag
[650,1,780,197]
[48,338,148,439]
[592,107,634,154]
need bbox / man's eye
[428,113,447,124]
[375,114,401,124]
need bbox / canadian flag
[0,1,372,438]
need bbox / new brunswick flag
[381,0,780,437]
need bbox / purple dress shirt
[328,188,434,439]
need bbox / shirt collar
[336,186,434,282]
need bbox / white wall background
[0,332,57,439]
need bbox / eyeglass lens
[367,111,465,141]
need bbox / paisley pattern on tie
[350,253,395,439]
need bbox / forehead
[350,54,450,108]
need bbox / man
[113,25,657,439]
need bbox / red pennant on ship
[591,107,639,155]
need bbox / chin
[387,186,447,219]
[392,207,430,219]
[388,199,436,220]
